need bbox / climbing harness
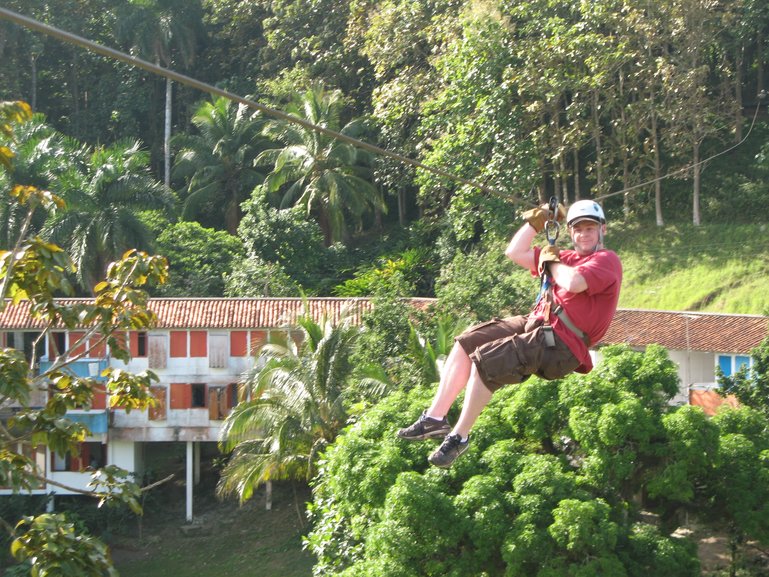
[536,197,559,347]
[535,197,590,348]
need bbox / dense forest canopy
[1,0,768,299]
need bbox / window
[191,383,207,408]
[170,331,187,357]
[148,334,168,369]
[717,354,751,378]
[190,331,207,357]
[230,331,247,357]
[169,383,208,409]
[51,442,107,472]
[208,384,235,420]
[130,331,148,358]
[49,332,66,358]
[137,332,147,357]
[148,385,167,420]
[209,334,228,368]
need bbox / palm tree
[42,138,175,293]
[0,113,78,248]
[217,310,389,515]
[116,0,203,189]
[257,84,386,246]
[407,314,470,384]
[172,96,266,234]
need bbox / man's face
[569,220,604,255]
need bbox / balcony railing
[39,358,109,380]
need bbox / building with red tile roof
[2,299,767,517]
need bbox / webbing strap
[554,306,590,346]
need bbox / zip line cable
[1,7,766,213]
[0,7,526,206]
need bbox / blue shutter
[718,355,732,376]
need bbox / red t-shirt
[532,246,622,373]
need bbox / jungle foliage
[306,345,769,577]
[1,0,769,299]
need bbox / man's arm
[548,261,588,294]
[505,224,537,269]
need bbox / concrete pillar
[185,441,193,522]
[193,441,201,485]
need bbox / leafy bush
[238,189,342,293]
[435,242,533,322]
[305,344,769,577]
[155,221,243,296]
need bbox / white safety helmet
[567,200,605,226]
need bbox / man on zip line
[398,200,623,467]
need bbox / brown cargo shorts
[455,315,580,392]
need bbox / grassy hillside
[607,222,769,315]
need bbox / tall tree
[172,95,266,234]
[42,138,174,293]
[116,0,204,189]
[0,113,77,248]
[660,0,736,225]
[257,84,385,246]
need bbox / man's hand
[538,244,560,276]
[521,203,566,233]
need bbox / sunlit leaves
[306,344,769,576]
[1,101,169,575]
[0,101,32,170]
[11,514,118,577]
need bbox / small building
[2,300,767,518]
[0,297,431,519]
[600,309,769,413]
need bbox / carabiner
[544,196,560,245]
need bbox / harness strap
[553,305,590,347]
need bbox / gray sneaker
[397,411,451,440]
[428,434,470,468]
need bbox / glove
[521,203,566,233]
[538,244,560,276]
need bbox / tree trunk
[734,45,744,143]
[758,30,765,95]
[619,70,631,218]
[398,187,406,226]
[653,114,663,227]
[559,150,568,203]
[318,207,333,247]
[70,49,80,137]
[592,90,604,197]
[30,53,38,110]
[692,139,701,226]
[165,77,173,190]
[572,148,580,202]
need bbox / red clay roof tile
[600,309,769,354]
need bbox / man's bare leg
[427,363,492,467]
[451,365,493,438]
[427,341,472,418]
